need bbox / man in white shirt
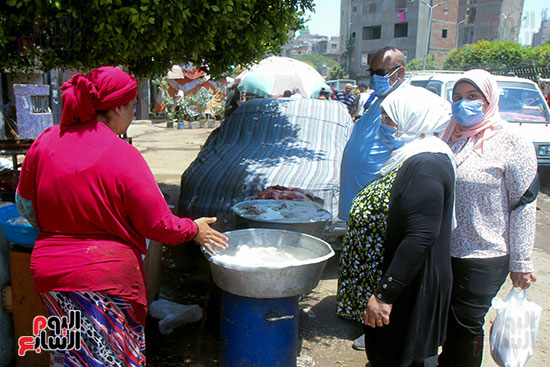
[350,84,371,121]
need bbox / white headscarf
[379,85,456,176]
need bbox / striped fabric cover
[178,98,353,222]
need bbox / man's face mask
[371,66,401,97]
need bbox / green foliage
[442,41,530,71]
[0,0,314,77]
[294,54,339,74]
[406,55,438,71]
[175,95,198,121]
[528,42,550,67]
[183,87,213,120]
[152,77,217,121]
[151,77,175,120]
[341,36,353,59]
[327,63,349,80]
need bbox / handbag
[490,288,542,367]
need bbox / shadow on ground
[147,244,221,367]
[146,239,347,366]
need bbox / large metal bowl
[202,228,334,299]
[231,199,331,238]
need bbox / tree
[406,55,438,71]
[442,41,530,71]
[340,36,353,70]
[0,0,314,77]
[327,63,349,80]
[528,42,550,67]
[294,54,339,74]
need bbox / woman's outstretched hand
[193,217,229,254]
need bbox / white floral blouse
[449,125,537,273]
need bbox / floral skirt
[336,167,399,323]
[40,291,146,367]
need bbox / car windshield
[445,80,550,123]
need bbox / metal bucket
[231,200,331,238]
[206,228,334,367]
[202,228,334,299]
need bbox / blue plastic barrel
[220,291,299,367]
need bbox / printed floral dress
[336,166,400,323]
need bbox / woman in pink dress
[16,66,228,367]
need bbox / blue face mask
[379,123,404,150]
[452,100,486,127]
[371,75,392,97]
[371,67,400,97]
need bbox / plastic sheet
[149,299,203,335]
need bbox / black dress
[364,152,455,367]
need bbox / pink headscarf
[439,69,505,151]
[60,66,137,130]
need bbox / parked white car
[408,72,550,167]
[326,79,357,92]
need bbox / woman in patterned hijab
[438,69,538,367]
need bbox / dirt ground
[129,120,550,367]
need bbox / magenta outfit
[18,120,197,323]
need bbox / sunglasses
[368,65,402,77]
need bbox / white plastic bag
[149,299,203,335]
[490,288,542,367]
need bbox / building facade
[340,0,460,77]
[340,0,524,78]
[532,17,550,46]
[281,30,329,57]
[457,0,524,46]
[311,36,342,62]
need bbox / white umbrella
[237,56,330,98]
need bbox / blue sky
[304,0,340,37]
[304,0,548,45]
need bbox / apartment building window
[394,23,408,38]
[352,32,356,39]
[363,25,381,40]
[352,6,357,12]
[331,43,337,49]
[361,53,369,66]
[395,0,407,8]
[468,7,477,23]
[442,29,448,38]
[465,27,474,43]
[369,3,376,13]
